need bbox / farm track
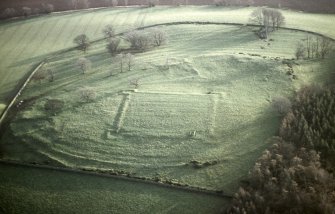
[0,159,233,199]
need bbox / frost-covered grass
[2,23,332,195]
[0,6,334,115]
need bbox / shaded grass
[0,163,229,214]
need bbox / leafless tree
[44,99,64,114]
[82,0,90,9]
[74,34,90,53]
[41,3,54,13]
[125,30,151,51]
[151,28,167,46]
[129,78,140,89]
[147,0,158,7]
[295,42,305,59]
[124,0,128,6]
[103,24,115,38]
[106,37,121,56]
[312,37,320,58]
[33,8,40,15]
[272,96,292,115]
[250,8,284,39]
[213,0,225,7]
[79,87,97,102]
[305,35,312,58]
[71,0,80,9]
[47,68,54,82]
[116,53,125,73]
[1,8,17,19]
[111,0,118,7]
[32,70,47,84]
[320,37,333,59]
[22,7,32,17]
[76,58,92,74]
[125,53,134,71]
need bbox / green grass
[0,6,335,116]
[0,163,228,214]
[0,103,5,114]
[2,23,333,195]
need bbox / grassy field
[0,6,334,213]
[0,162,228,214]
[1,22,333,195]
[0,6,335,115]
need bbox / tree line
[227,85,335,214]
[296,36,333,60]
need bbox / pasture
[0,6,335,115]
[0,162,228,214]
[2,21,333,195]
[0,6,334,213]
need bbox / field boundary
[0,61,45,129]
[0,159,233,198]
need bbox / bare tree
[295,42,305,59]
[103,24,115,38]
[76,58,92,74]
[33,8,40,15]
[82,0,90,9]
[111,0,118,7]
[79,87,97,102]
[116,53,125,73]
[1,8,17,19]
[125,30,151,51]
[71,0,80,9]
[124,0,128,6]
[47,68,55,82]
[41,3,54,13]
[22,7,32,17]
[320,37,333,59]
[272,96,292,115]
[106,37,121,56]
[147,0,158,7]
[125,53,134,71]
[74,34,90,53]
[151,28,167,46]
[250,8,284,39]
[129,78,140,89]
[44,99,64,114]
[305,35,312,58]
[32,70,47,84]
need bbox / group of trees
[1,4,54,19]
[227,85,335,213]
[296,36,333,59]
[250,8,285,39]
[72,24,167,75]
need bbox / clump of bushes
[188,160,218,169]
[79,87,97,102]
[44,99,64,114]
[271,96,292,115]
